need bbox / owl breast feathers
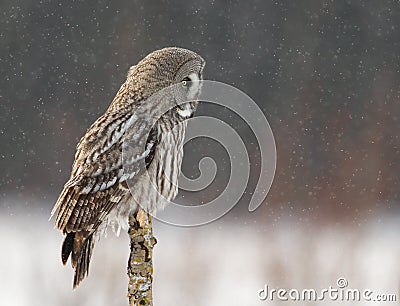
[50,47,205,288]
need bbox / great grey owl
[50,47,205,288]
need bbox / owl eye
[181,77,191,87]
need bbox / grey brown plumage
[51,47,205,288]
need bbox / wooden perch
[127,209,157,306]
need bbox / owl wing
[51,109,158,235]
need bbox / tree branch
[127,209,157,306]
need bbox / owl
[50,47,205,288]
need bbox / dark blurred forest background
[1,0,399,224]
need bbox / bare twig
[127,209,157,306]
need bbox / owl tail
[61,232,95,289]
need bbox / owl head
[126,47,205,119]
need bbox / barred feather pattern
[50,47,205,288]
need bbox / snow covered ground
[0,206,399,306]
